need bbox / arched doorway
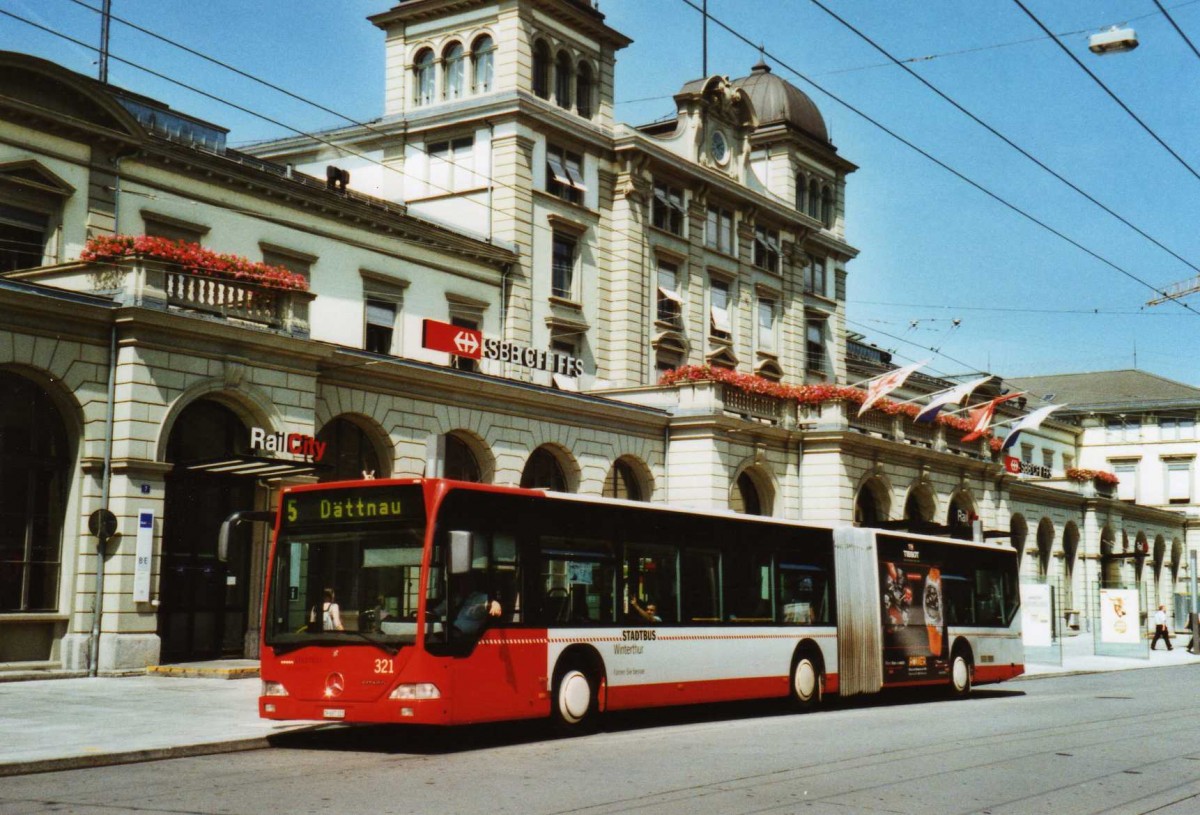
[444,433,482,482]
[317,416,384,482]
[854,477,888,527]
[0,372,72,629]
[1036,518,1054,579]
[730,468,772,516]
[1063,522,1080,611]
[1010,514,1029,562]
[159,399,257,662]
[903,483,936,532]
[947,492,975,540]
[603,457,646,501]
[1100,526,1121,588]
[520,446,568,491]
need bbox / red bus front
[258,479,547,725]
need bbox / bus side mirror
[449,530,472,575]
[218,510,276,563]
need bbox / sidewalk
[1,642,1196,777]
[0,661,320,777]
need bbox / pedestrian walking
[1150,604,1173,651]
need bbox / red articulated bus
[257,478,1022,728]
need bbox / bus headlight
[261,681,289,697]
[388,683,441,700]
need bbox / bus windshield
[265,485,427,652]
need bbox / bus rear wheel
[949,652,972,699]
[789,656,823,710]
[552,666,597,730]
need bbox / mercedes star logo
[324,672,345,698]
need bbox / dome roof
[732,61,829,145]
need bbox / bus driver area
[256,479,1022,728]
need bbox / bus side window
[623,543,678,624]
[537,537,616,625]
[725,547,773,623]
[681,549,720,623]
[942,574,973,625]
[779,564,830,625]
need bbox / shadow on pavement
[267,686,1027,756]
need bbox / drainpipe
[487,121,495,242]
[88,322,119,677]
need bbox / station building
[0,0,1192,673]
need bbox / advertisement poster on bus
[1020,583,1054,648]
[880,555,948,683]
[1099,588,1140,645]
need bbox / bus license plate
[323,708,345,719]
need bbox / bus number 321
[374,659,394,675]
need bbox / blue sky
[5,0,1200,387]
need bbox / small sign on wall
[133,509,154,603]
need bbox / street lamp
[1089,26,1139,55]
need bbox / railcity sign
[422,318,586,378]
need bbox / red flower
[1066,468,1119,485]
[658,364,1003,442]
[81,235,310,292]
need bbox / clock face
[710,129,729,165]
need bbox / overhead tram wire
[850,299,1184,317]
[676,0,1200,319]
[806,0,1200,283]
[20,3,1197,326]
[1012,0,1200,186]
[1153,0,1200,63]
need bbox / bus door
[433,494,544,724]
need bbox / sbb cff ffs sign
[422,319,585,377]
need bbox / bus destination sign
[283,486,421,526]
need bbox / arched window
[0,372,70,613]
[317,417,382,482]
[472,35,495,93]
[413,48,435,106]
[443,42,465,100]
[795,174,806,212]
[603,459,643,501]
[444,433,481,482]
[576,61,594,118]
[555,50,573,109]
[532,40,551,100]
[807,178,820,219]
[821,186,834,228]
[521,446,566,491]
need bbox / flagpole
[846,359,930,390]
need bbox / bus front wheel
[552,666,596,729]
[949,652,972,699]
[789,655,823,710]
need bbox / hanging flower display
[81,235,310,292]
[1065,468,1120,485]
[659,364,1002,441]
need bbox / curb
[145,665,260,680]
[0,737,272,778]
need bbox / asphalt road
[3,666,1199,815]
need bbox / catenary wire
[677,0,1200,319]
[1153,0,1200,62]
[14,0,1197,380]
[806,0,1200,283]
[1011,0,1200,185]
